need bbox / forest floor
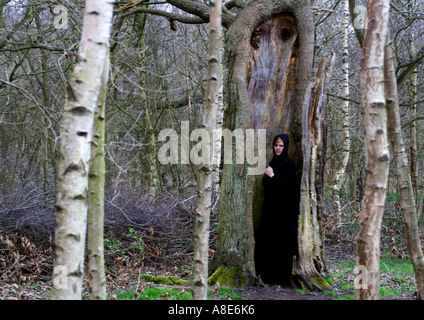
[0,190,420,301]
[0,229,417,301]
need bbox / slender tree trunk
[192,0,222,300]
[356,0,390,300]
[407,3,418,200]
[142,103,160,201]
[51,0,114,300]
[212,40,224,194]
[332,0,350,224]
[0,116,8,194]
[136,10,160,201]
[87,51,109,300]
[385,33,424,301]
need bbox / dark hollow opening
[280,27,294,41]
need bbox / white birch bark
[212,35,224,194]
[192,0,222,300]
[356,0,390,300]
[51,0,114,300]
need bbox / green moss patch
[208,266,247,288]
[140,274,188,286]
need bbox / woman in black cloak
[254,134,299,286]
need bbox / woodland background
[0,0,423,300]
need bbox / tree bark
[51,0,114,300]
[134,10,160,201]
[212,35,224,194]
[292,54,335,291]
[192,0,222,300]
[356,0,390,300]
[331,0,351,224]
[385,32,424,301]
[407,4,418,200]
[87,51,109,300]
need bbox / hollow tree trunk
[210,0,329,290]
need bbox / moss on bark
[291,273,332,291]
[208,266,248,288]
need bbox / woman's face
[274,139,284,156]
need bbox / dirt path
[232,285,335,300]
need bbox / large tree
[208,0,334,290]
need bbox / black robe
[254,134,299,285]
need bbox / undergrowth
[326,252,417,300]
[109,285,243,301]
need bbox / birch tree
[385,32,424,301]
[356,0,390,300]
[192,0,222,300]
[212,42,224,194]
[51,0,114,300]
[331,0,350,224]
[407,2,418,199]
[87,51,110,300]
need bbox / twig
[312,6,335,13]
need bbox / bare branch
[0,42,69,53]
[119,6,206,24]
[396,45,424,88]
[166,0,235,27]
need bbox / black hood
[272,134,289,159]
[268,134,290,171]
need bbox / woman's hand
[264,166,274,178]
